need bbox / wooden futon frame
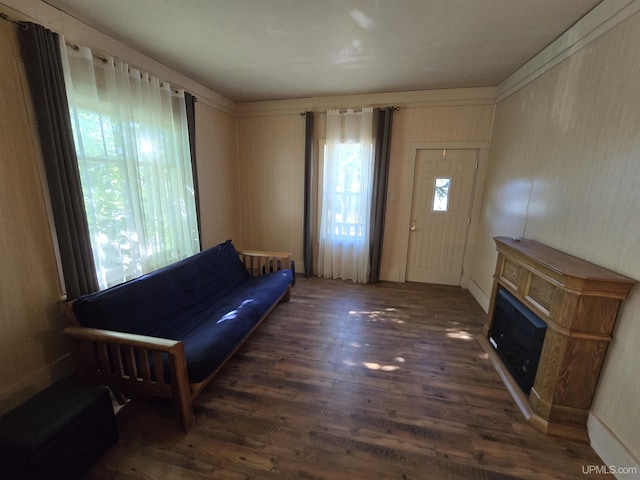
[64,250,292,431]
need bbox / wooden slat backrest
[238,250,291,276]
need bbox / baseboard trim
[0,353,73,415]
[379,268,402,283]
[587,413,640,478]
[467,277,490,313]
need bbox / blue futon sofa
[65,240,293,431]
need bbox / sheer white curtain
[318,108,374,282]
[60,39,199,289]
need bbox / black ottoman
[0,377,118,480]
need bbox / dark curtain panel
[18,23,99,298]
[184,92,202,250]
[303,111,314,277]
[369,107,395,283]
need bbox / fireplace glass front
[489,288,547,394]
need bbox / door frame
[399,141,491,287]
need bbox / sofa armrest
[237,249,292,277]
[65,326,181,350]
[63,326,194,431]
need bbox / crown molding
[236,87,497,117]
[497,0,640,102]
[2,0,237,115]
[10,0,635,115]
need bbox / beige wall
[236,114,306,257]
[195,102,242,249]
[236,97,495,277]
[470,8,640,464]
[3,0,638,467]
[0,0,240,414]
[380,104,494,281]
[0,21,71,413]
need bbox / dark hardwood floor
[84,277,610,479]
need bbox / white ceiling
[44,0,602,103]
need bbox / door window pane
[433,178,450,211]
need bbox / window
[62,45,199,289]
[433,178,451,212]
[321,143,370,238]
[317,108,374,283]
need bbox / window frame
[317,138,375,241]
[65,55,198,289]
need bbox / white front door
[406,149,478,285]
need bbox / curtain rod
[0,12,29,30]
[64,40,197,100]
[299,106,400,116]
[65,41,109,64]
[0,16,198,102]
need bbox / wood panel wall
[380,105,495,281]
[236,102,495,278]
[0,0,240,414]
[470,9,640,462]
[0,20,71,414]
[194,102,242,249]
[4,0,638,467]
[236,114,305,258]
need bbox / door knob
[410,226,416,231]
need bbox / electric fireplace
[479,236,637,440]
[489,287,546,394]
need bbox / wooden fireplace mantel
[478,236,637,441]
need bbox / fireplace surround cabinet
[479,236,637,440]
